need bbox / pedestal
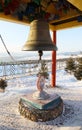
[19,92,63,122]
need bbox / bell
[22,19,57,51]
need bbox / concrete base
[19,92,63,122]
[32,90,50,100]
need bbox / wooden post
[51,31,56,87]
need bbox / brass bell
[22,19,57,51]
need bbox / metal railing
[0,58,66,80]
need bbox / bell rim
[22,44,58,51]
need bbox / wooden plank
[67,0,82,11]
[0,13,29,26]
[49,20,82,31]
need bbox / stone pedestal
[19,92,63,122]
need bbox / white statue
[33,73,50,100]
[37,73,45,92]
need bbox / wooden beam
[47,3,82,30]
[50,8,82,24]
[0,12,82,31]
[0,13,30,26]
[67,0,82,11]
[49,20,82,31]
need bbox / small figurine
[33,72,50,100]
[37,73,45,92]
[32,61,50,100]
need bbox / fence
[0,58,67,80]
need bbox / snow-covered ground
[0,69,82,130]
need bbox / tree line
[65,57,82,80]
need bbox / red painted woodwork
[51,31,56,87]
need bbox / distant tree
[0,79,7,90]
[65,57,76,74]
[74,57,82,80]
[37,61,49,79]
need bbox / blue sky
[0,20,82,53]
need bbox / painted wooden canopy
[0,0,82,30]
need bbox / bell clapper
[38,50,43,61]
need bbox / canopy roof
[0,0,82,30]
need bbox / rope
[0,34,16,62]
[0,35,49,80]
[0,35,41,79]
